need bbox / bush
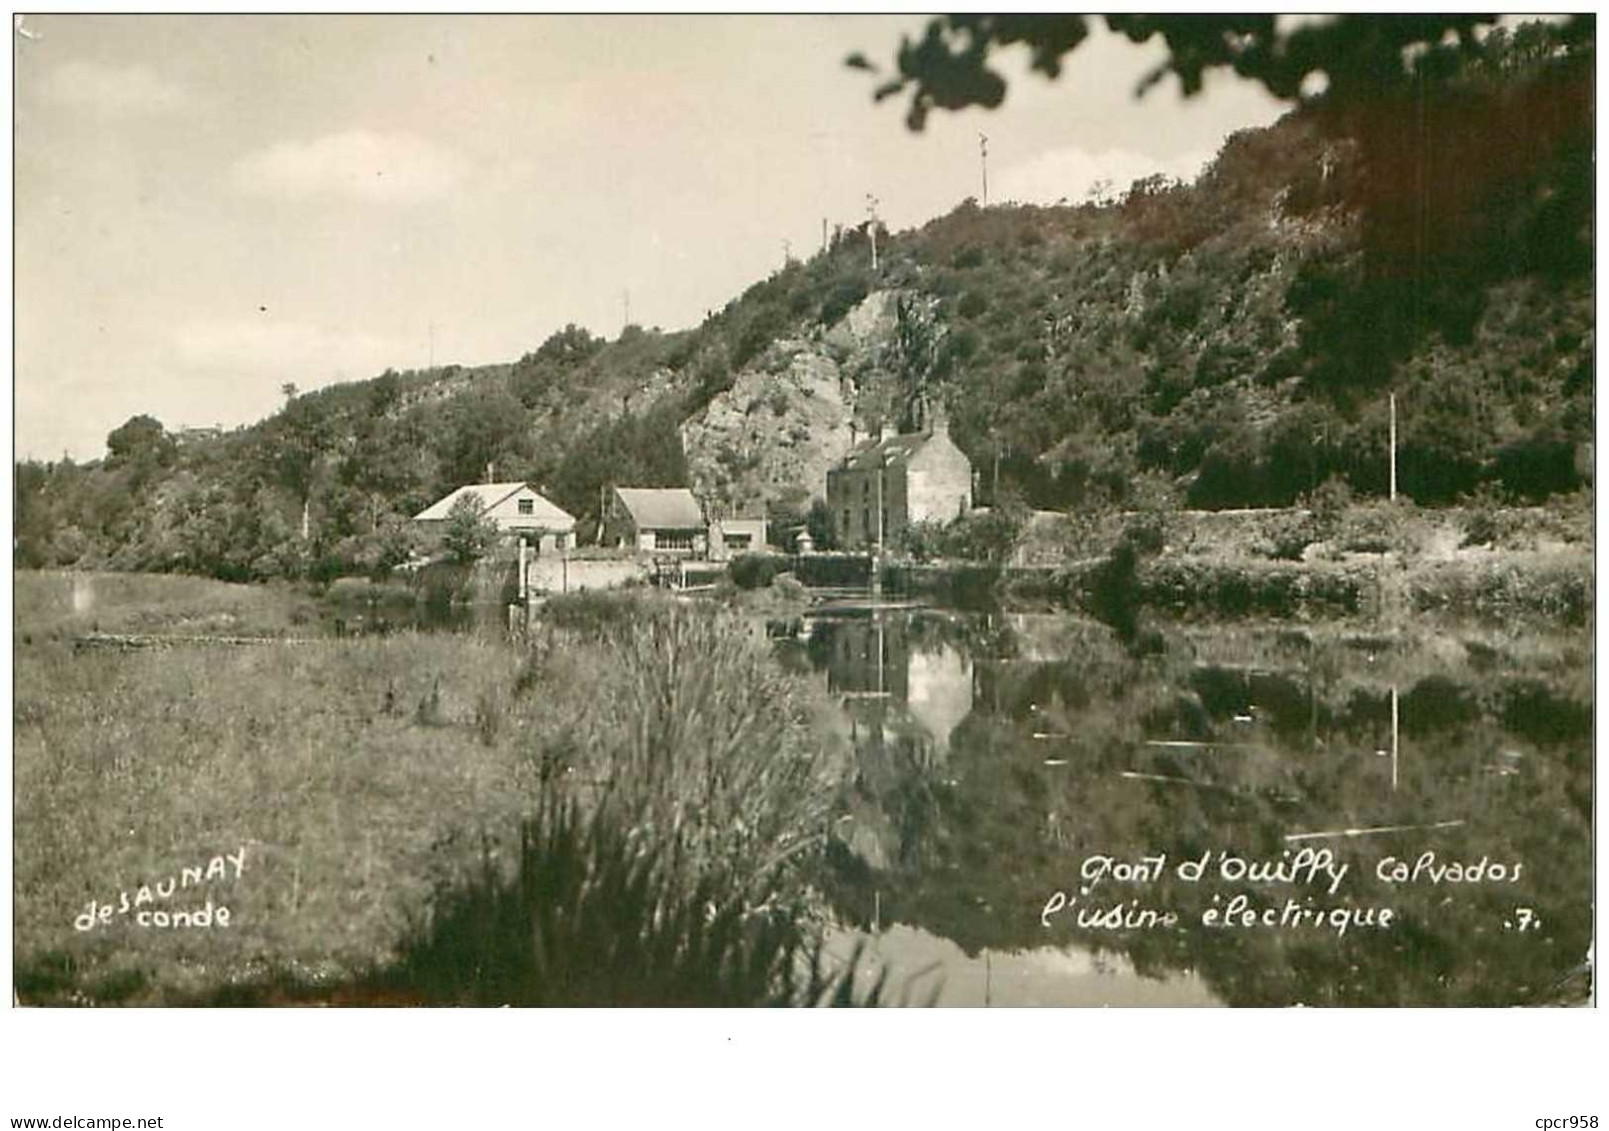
[819,275,871,326]
[1305,475,1353,539]
[894,519,950,563]
[1261,510,1318,562]
[943,506,1026,564]
[729,552,790,590]
[1339,503,1410,555]
[957,291,989,319]
[1122,513,1167,558]
[380,800,890,1006]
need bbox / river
[776,605,1592,1007]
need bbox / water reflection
[825,924,1222,1007]
[316,594,494,637]
[792,609,1593,1007]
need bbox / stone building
[825,415,972,550]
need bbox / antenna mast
[979,132,989,206]
[865,193,880,273]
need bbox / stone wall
[525,556,649,595]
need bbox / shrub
[729,552,790,590]
[1305,475,1353,540]
[951,245,985,269]
[819,276,871,326]
[944,506,1026,564]
[957,291,989,320]
[895,519,950,563]
[1261,510,1318,561]
[381,800,891,1006]
[526,595,842,890]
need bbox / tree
[854,16,1592,395]
[533,323,604,368]
[368,369,403,417]
[105,414,175,470]
[851,16,1591,128]
[442,494,497,565]
[805,497,836,551]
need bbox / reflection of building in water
[816,613,974,765]
[907,647,973,757]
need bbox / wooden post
[517,538,527,600]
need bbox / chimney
[485,462,495,484]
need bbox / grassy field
[16,570,326,642]
[13,573,848,1005]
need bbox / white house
[414,482,577,553]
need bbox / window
[658,530,695,551]
[862,508,870,532]
[517,499,534,516]
[726,533,752,550]
[843,510,851,535]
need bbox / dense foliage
[14,20,1590,579]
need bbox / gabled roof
[414,482,574,527]
[613,487,704,530]
[836,431,935,472]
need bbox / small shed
[603,487,707,555]
[414,482,577,553]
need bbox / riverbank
[13,574,850,1005]
[888,499,1593,624]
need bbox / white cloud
[993,145,1214,207]
[43,59,192,115]
[172,318,405,383]
[230,130,468,205]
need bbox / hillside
[14,27,1593,582]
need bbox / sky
[11,14,1289,461]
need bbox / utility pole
[866,193,880,273]
[782,238,791,267]
[979,132,989,207]
[1389,392,1398,503]
[428,322,435,371]
[822,217,829,255]
[876,451,884,553]
[622,289,631,331]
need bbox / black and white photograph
[9,7,1595,1042]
